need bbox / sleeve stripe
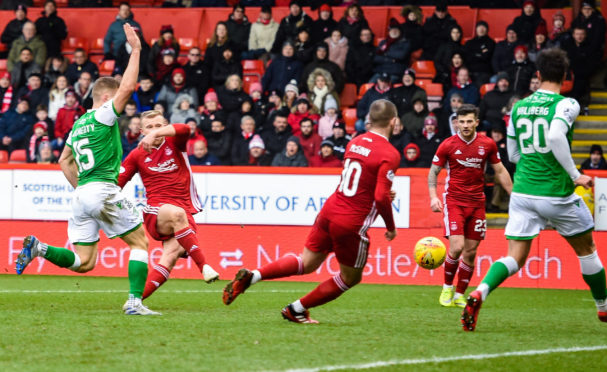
[111,101,120,117]
[507,134,516,139]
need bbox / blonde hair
[141,110,167,122]
[92,77,119,102]
[369,99,397,128]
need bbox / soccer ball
[414,237,446,270]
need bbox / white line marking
[282,345,607,372]
[0,289,303,294]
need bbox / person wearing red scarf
[0,72,12,114]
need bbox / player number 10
[339,159,362,197]
[515,117,550,154]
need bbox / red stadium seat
[411,60,436,79]
[357,83,374,100]
[243,75,260,94]
[0,43,7,53]
[177,56,188,65]
[480,83,495,98]
[561,79,574,94]
[89,55,104,65]
[410,49,423,65]
[0,59,6,71]
[414,79,433,89]
[423,82,443,98]
[9,149,26,163]
[0,150,8,163]
[242,59,264,78]
[89,38,104,55]
[62,37,88,54]
[339,83,357,108]
[178,38,198,50]
[342,108,357,134]
[99,60,115,76]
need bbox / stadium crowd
[0,0,605,180]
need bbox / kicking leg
[440,235,464,307]
[142,238,183,300]
[453,239,480,307]
[16,236,95,274]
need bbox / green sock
[481,261,510,293]
[44,245,76,268]
[583,268,607,301]
[128,256,148,299]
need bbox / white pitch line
[0,289,303,294]
[282,345,607,372]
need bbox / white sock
[597,298,607,312]
[250,270,261,285]
[578,251,604,275]
[443,284,453,290]
[498,256,520,276]
[292,299,305,313]
[36,242,48,257]
[454,292,463,299]
[68,253,81,271]
[477,283,490,301]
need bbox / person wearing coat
[247,5,279,60]
[306,67,339,115]
[464,21,495,86]
[311,4,337,45]
[225,3,251,55]
[337,4,369,45]
[345,27,375,88]
[420,0,459,61]
[34,1,67,58]
[372,19,410,83]
[170,94,198,125]
[400,5,423,52]
[261,40,303,95]
[147,24,180,79]
[511,0,546,45]
[270,1,313,55]
[0,97,36,153]
[7,22,46,72]
[300,42,344,94]
[1,4,30,52]
[390,68,427,117]
[103,2,143,58]
[325,29,348,71]
[271,135,308,167]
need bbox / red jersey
[432,133,500,207]
[118,124,203,214]
[320,131,401,231]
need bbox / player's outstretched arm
[113,24,141,115]
[428,164,443,212]
[491,162,513,195]
[59,145,78,189]
[139,124,178,153]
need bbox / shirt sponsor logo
[456,158,482,168]
[350,144,371,157]
[149,158,178,173]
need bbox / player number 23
[339,159,362,197]
[474,219,487,233]
[73,138,95,173]
[515,118,550,154]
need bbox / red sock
[300,274,350,309]
[259,255,303,280]
[444,253,459,286]
[456,261,474,295]
[143,264,170,300]
[175,227,206,272]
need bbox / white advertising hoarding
[595,177,607,231]
[10,170,75,221]
[0,170,12,219]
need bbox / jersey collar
[537,89,556,95]
[457,132,477,145]
[369,130,388,141]
[152,138,166,150]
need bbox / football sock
[578,251,607,303]
[259,255,303,280]
[443,253,459,286]
[251,270,261,285]
[300,274,350,309]
[42,244,81,271]
[479,256,519,301]
[456,261,474,295]
[128,249,148,299]
[174,227,206,272]
[142,264,170,300]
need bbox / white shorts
[505,192,594,240]
[68,182,142,245]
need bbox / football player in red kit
[119,110,219,300]
[222,99,401,324]
[428,104,512,307]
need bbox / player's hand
[390,190,396,201]
[430,197,442,212]
[138,132,157,153]
[575,174,594,189]
[124,23,141,51]
[385,230,397,241]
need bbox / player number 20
[515,117,550,154]
[339,159,362,197]
[73,138,95,173]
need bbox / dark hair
[74,47,86,55]
[233,3,244,11]
[139,74,153,82]
[300,118,314,126]
[119,2,130,8]
[536,48,569,84]
[274,110,289,119]
[260,5,272,14]
[126,100,136,107]
[456,103,479,118]
[45,0,56,6]
[20,47,33,54]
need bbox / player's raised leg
[143,238,182,299]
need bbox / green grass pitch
[0,275,605,372]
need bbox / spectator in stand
[400,142,423,168]
[199,91,223,136]
[225,3,251,56]
[485,122,513,212]
[228,97,260,136]
[271,135,308,167]
[372,18,410,84]
[43,55,68,88]
[152,48,179,84]
[526,75,540,96]
[390,117,412,156]
[132,75,158,113]
[73,71,93,109]
[0,97,35,153]
[416,115,442,167]
[53,89,84,149]
[391,68,427,117]
[434,25,464,85]
[206,117,232,165]
[115,26,150,76]
[0,72,13,115]
[355,72,391,132]
[464,21,495,86]
[434,92,463,138]
[182,47,209,101]
[231,115,256,165]
[288,97,319,136]
[245,134,272,166]
[34,1,67,58]
[170,94,198,125]
[294,26,314,65]
[7,21,46,72]
[309,138,342,167]
[337,4,368,45]
[506,45,535,96]
[27,120,49,163]
[435,50,465,94]
[296,117,321,163]
[1,4,30,52]
[189,139,220,166]
[16,72,48,110]
[36,140,56,163]
[103,2,142,59]
[317,95,338,140]
[283,79,299,111]
[65,48,99,85]
[492,25,520,78]
[262,111,292,160]
[527,23,548,64]
[212,46,242,89]
[325,119,350,160]
[271,0,313,55]
[345,27,375,88]
[548,11,569,47]
[581,144,607,170]
[401,97,429,140]
[185,117,206,155]
[420,0,459,61]
[10,47,41,90]
[301,42,344,94]
[35,104,53,140]
[511,0,546,45]
[148,25,180,77]
[157,67,198,116]
[479,72,513,133]
[400,5,423,52]
[246,6,278,61]
[153,100,168,119]
[311,4,337,45]
[217,74,248,118]
[307,67,339,115]
[564,26,600,112]
[205,22,233,74]
[444,67,479,111]
[118,100,137,134]
[121,115,141,159]
[249,82,268,120]
[262,40,303,95]
[325,29,348,71]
